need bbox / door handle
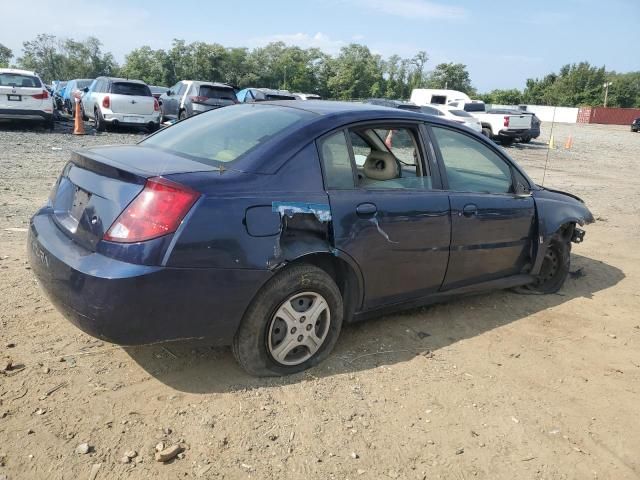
[462,204,478,217]
[356,202,377,216]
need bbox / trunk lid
[108,81,155,114]
[49,146,219,251]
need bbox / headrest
[363,150,400,181]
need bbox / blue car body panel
[28,101,594,345]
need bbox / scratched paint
[370,214,398,244]
[272,201,332,223]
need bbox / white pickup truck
[448,100,532,145]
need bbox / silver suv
[159,81,237,121]
[82,77,161,132]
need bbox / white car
[0,68,54,129]
[81,77,161,132]
[418,104,482,133]
[292,93,322,100]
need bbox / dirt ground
[1,119,639,480]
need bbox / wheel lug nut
[291,327,296,334]
[306,324,312,331]
[300,316,306,323]
[297,335,304,342]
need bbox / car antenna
[541,106,556,187]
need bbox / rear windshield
[265,94,295,101]
[110,82,151,97]
[450,109,472,118]
[198,85,236,100]
[0,73,42,88]
[463,103,485,112]
[142,104,315,165]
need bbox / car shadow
[124,253,624,393]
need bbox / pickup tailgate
[505,114,532,130]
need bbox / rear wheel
[178,109,187,120]
[500,137,514,147]
[233,264,343,377]
[481,127,492,138]
[527,232,571,294]
[94,108,105,132]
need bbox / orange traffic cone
[73,98,85,135]
[564,135,573,150]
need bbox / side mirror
[166,90,172,96]
[83,87,89,93]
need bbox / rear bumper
[0,109,53,122]
[498,129,529,138]
[28,211,271,345]
[102,111,161,127]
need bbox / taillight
[189,96,209,103]
[104,177,199,243]
[32,90,49,100]
[503,116,510,127]
[153,98,160,111]
[102,96,110,109]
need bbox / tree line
[1,35,638,108]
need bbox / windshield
[464,103,485,112]
[111,82,151,96]
[0,73,42,88]
[142,104,315,165]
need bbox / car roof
[250,88,293,95]
[0,68,40,77]
[97,77,146,84]
[189,81,234,88]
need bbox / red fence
[577,107,640,125]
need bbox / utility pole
[603,81,612,107]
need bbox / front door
[429,125,536,290]
[318,124,451,310]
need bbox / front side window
[431,126,513,194]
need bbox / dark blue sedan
[28,101,593,376]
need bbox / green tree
[0,43,12,67]
[327,44,383,99]
[480,88,523,105]
[427,62,475,94]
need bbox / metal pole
[603,81,612,107]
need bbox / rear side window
[0,73,41,88]
[318,131,354,189]
[110,82,151,96]
[199,85,236,101]
[142,104,315,165]
[463,103,486,112]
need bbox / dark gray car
[159,81,237,121]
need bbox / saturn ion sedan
[28,101,593,376]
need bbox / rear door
[428,125,535,290]
[320,123,451,310]
[0,72,46,111]
[108,81,155,115]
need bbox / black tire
[147,123,159,133]
[233,264,344,377]
[527,232,571,294]
[47,117,54,132]
[482,128,492,138]
[178,109,187,120]
[500,137,515,147]
[521,136,531,143]
[94,108,105,132]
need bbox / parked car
[631,118,640,132]
[81,77,161,132]
[419,104,482,133]
[487,108,541,143]
[448,100,533,145]
[0,68,54,129]
[159,81,237,121]
[28,101,593,376]
[236,88,296,102]
[51,80,67,111]
[62,79,94,115]
[149,86,168,99]
[410,88,471,106]
[293,93,322,100]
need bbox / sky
[1,0,638,92]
